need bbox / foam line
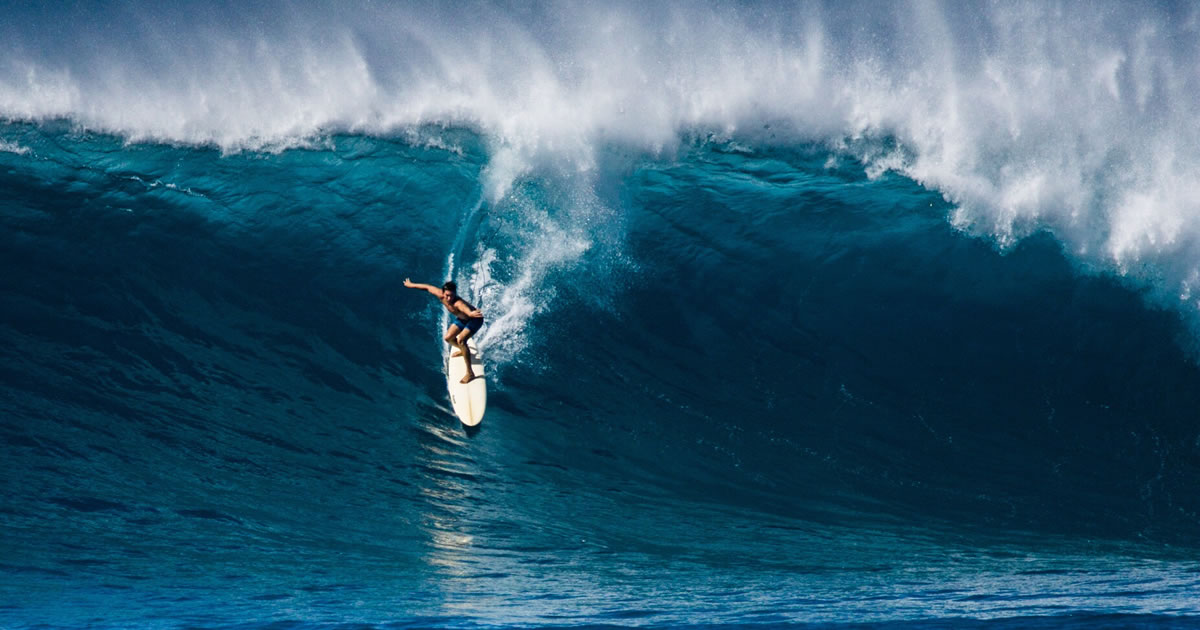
[5,2,1200,313]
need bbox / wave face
[5,2,1200,628]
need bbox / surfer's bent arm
[450,301,482,319]
[403,278,441,297]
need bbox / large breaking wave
[5,2,1200,627]
[6,1,1200,313]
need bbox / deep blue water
[6,2,1200,628]
[5,123,1200,628]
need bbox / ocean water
[5,2,1200,628]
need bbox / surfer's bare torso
[441,294,479,322]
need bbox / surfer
[404,278,484,383]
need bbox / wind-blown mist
[6,3,1200,628]
[6,1,1200,304]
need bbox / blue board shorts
[454,317,484,333]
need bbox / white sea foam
[6,1,1200,323]
[0,139,29,155]
[461,174,609,371]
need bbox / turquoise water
[4,2,1200,628]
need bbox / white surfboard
[445,338,486,426]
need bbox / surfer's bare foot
[451,349,464,357]
[460,373,475,384]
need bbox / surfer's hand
[469,309,483,318]
[404,278,414,288]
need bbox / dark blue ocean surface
[5,2,1200,628]
[4,123,1200,628]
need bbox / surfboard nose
[446,339,487,425]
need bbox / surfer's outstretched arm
[403,278,441,297]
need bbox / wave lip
[6,2,1200,330]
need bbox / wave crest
[6,1,1200,322]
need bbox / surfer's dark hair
[442,281,457,293]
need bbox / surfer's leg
[444,324,464,357]
[456,327,476,383]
